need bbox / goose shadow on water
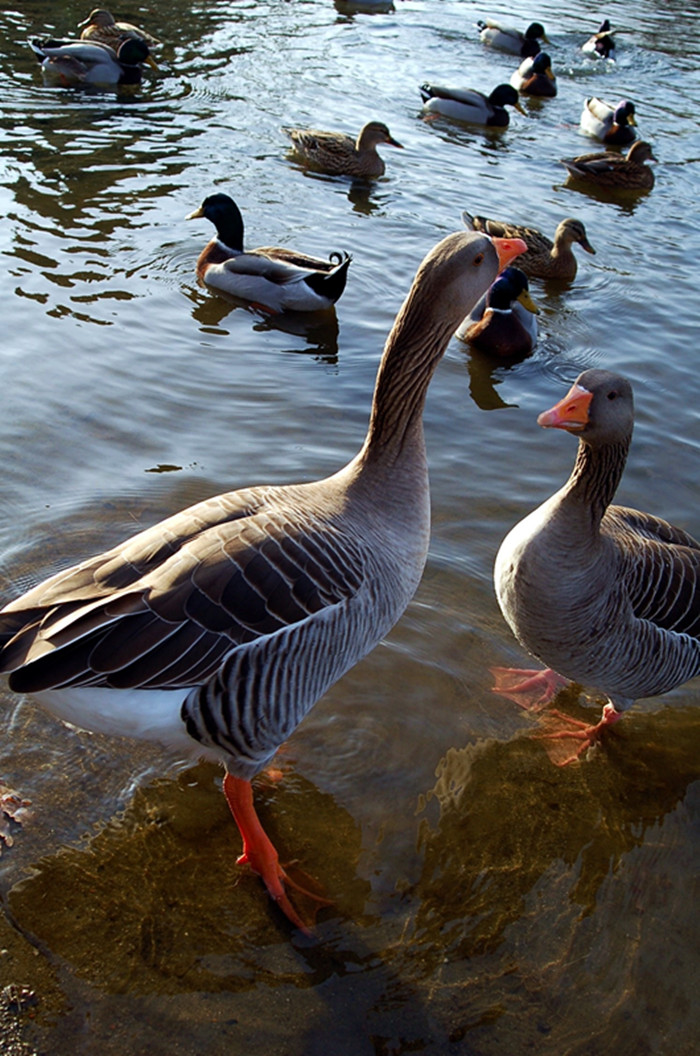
[393,698,700,1047]
[1,755,445,1055]
[185,287,341,365]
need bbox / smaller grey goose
[494,369,700,763]
[0,229,525,929]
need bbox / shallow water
[0,1,699,1053]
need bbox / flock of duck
[2,9,697,931]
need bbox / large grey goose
[494,369,700,764]
[0,229,525,929]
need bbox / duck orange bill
[537,382,593,431]
[491,236,528,272]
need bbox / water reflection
[558,176,652,215]
[186,287,340,363]
[419,113,515,153]
[285,163,394,216]
[412,701,700,967]
[462,348,520,411]
[8,763,370,993]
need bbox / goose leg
[538,703,623,766]
[222,772,329,932]
[491,666,569,710]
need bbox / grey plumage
[495,369,700,717]
[1,231,505,782]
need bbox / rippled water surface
[1,1,699,1053]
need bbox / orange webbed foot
[536,704,622,766]
[491,666,570,711]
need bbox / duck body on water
[187,193,352,313]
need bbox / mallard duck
[494,369,700,765]
[0,229,526,929]
[455,266,538,356]
[561,141,656,191]
[463,212,595,281]
[285,121,403,178]
[477,18,547,57]
[78,8,161,48]
[29,37,154,86]
[580,97,637,145]
[186,193,352,313]
[510,52,556,97]
[420,83,525,127]
[582,19,615,60]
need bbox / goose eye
[473,253,484,266]
[607,391,618,401]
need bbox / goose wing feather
[605,505,700,636]
[0,486,365,692]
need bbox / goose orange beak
[538,383,593,431]
[491,236,528,272]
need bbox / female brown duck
[463,211,595,281]
[494,370,700,764]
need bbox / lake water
[0,1,699,1053]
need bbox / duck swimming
[30,37,154,86]
[582,19,615,60]
[186,193,352,313]
[477,18,547,58]
[580,98,637,145]
[78,8,161,48]
[456,266,539,357]
[510,52,556,97]
[561,140,656,191]
[420,83,525,127]
[463,212,595,281]
[285,121,403,178]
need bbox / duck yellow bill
[491,236,528,272]
[185,205,204,220]
[517,288,539,314]
[537,382,593,431]
[146,55,159,70]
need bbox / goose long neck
[563,436,629,526]
[360,281,458,464]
